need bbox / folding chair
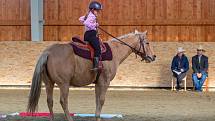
[193,77,209,91]
[171,75,187,91]
[203,77,209,91]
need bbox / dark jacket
[171,54,189,72]
[192,55,208,74]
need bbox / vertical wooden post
[31,0,43,42]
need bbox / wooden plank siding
[0,0,215,41]
[44,0,215,41]
[0,0,30,41]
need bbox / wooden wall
[0,0,215,41]
[0,0,30,41]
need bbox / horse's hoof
[67,117,74,121]
[49,116,54,121]
[96,117,101,121]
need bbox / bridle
[135,35,151,60]
[98,27,149,61]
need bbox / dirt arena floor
[0,89,215,121]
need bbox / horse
[27,30,156,121]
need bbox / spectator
[192,45,208,92]
[171,47,189,91]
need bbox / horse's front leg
[95,82,109,121]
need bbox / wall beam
[31,0,43,42]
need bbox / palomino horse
[27,30,156,121]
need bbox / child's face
[93,10,100,16]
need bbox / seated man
[171,47,189,90]
[192,45,208,92]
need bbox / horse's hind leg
[45,82,54,121]
[59,84,73,121]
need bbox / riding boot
[91,57,99,71]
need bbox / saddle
[70,36,112,61]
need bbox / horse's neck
[108,34,138,65]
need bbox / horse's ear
[134,30,139,35]
[135,30,148,35]
[142,31,147,37]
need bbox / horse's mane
[109,32,135,42]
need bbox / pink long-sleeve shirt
[79,11,98,31]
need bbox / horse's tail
[27,52,49,113]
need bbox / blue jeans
[192,73,207,91]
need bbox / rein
[98,27,147,60]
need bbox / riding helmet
[89,1,102,10]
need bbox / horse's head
[134,30,156,63]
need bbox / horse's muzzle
[144,55,156,63]
[152,55,156,61]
